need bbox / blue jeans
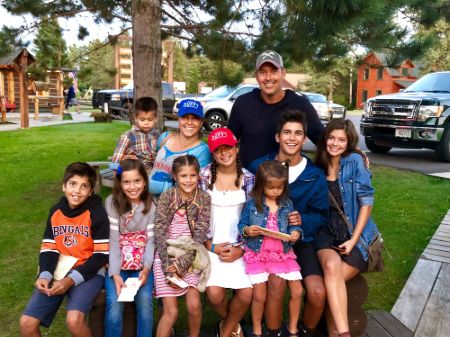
[105,270,154,337]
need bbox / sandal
[287,330,299,337]
[216,320,223,337]
[231,323,244,337]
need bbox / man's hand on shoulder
[47,277,75,296]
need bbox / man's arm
[227,99,242,140]
[297,96,324,146]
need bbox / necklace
[215,171,240,195]
[215,180,239,195]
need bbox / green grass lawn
[0,122,449,336]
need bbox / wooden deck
[389,209,450,337]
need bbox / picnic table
[86,161,114,193]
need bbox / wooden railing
[28,95,65,119]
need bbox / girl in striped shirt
[153,155,211,337]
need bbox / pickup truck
[92,82,176,119]
[360,71,450,162]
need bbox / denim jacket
[250,153,329,243]
[238,197,302,253]
[338,153,380,260]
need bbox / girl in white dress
[199,128,254,337]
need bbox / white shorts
[248,271,302,285]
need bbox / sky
[0,5,124,49]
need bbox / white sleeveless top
[206,186,252,289]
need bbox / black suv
[360,71,450,162]
[92,82,176,119]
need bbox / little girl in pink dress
[239,160,303,337]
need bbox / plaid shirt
[199,163,255,198]
[112,126,160,173]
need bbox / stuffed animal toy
[166,236,211,292]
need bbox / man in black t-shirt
[228,50,324,169]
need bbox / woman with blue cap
[149,99,211,196]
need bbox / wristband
[211,244,215,253]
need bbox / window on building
[376,90,382,96]
[377,67,383,80]
[402,68,409,76]
[362,90,368,102]
[363,68,369,80]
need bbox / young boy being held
[112,97,160,173]
[20,162,109,337]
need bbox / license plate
[395,129,411,138]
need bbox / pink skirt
[244,248,300,274]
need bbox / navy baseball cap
[178,99,204,118]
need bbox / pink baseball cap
[208,128,238,152]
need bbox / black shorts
[293,241,323,278]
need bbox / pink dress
[244,212,300,275]
[153,210,200,298]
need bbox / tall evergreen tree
[67,41,116,90]
[29,17,68,80]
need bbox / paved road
[303,114,450,175]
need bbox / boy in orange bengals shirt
[20,162,109,337]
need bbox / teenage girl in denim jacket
[238,160,303,337]
[315,119,380,337]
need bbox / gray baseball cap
[256,50,284,69]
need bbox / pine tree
[29,17,68,81]
[67,41,116,90]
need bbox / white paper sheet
[117,277,142,302]
[54,255,78,280]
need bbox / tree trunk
[132,0,163,128]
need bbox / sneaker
[298,324,315,337]
[265,328,282,337]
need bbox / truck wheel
[205,110,226,131]
[365,137,392,154]
[119,102,132,120]
[435,127,450,162]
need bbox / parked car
[298,92,347,121]
[92,82,176,120]
[173,84,258,130]
[299,92,332,121]
[329,102,346,119]
[360,71,450,162]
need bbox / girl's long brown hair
[112,159,152,215]
[315,119,360,175]
[252,160,289,212]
